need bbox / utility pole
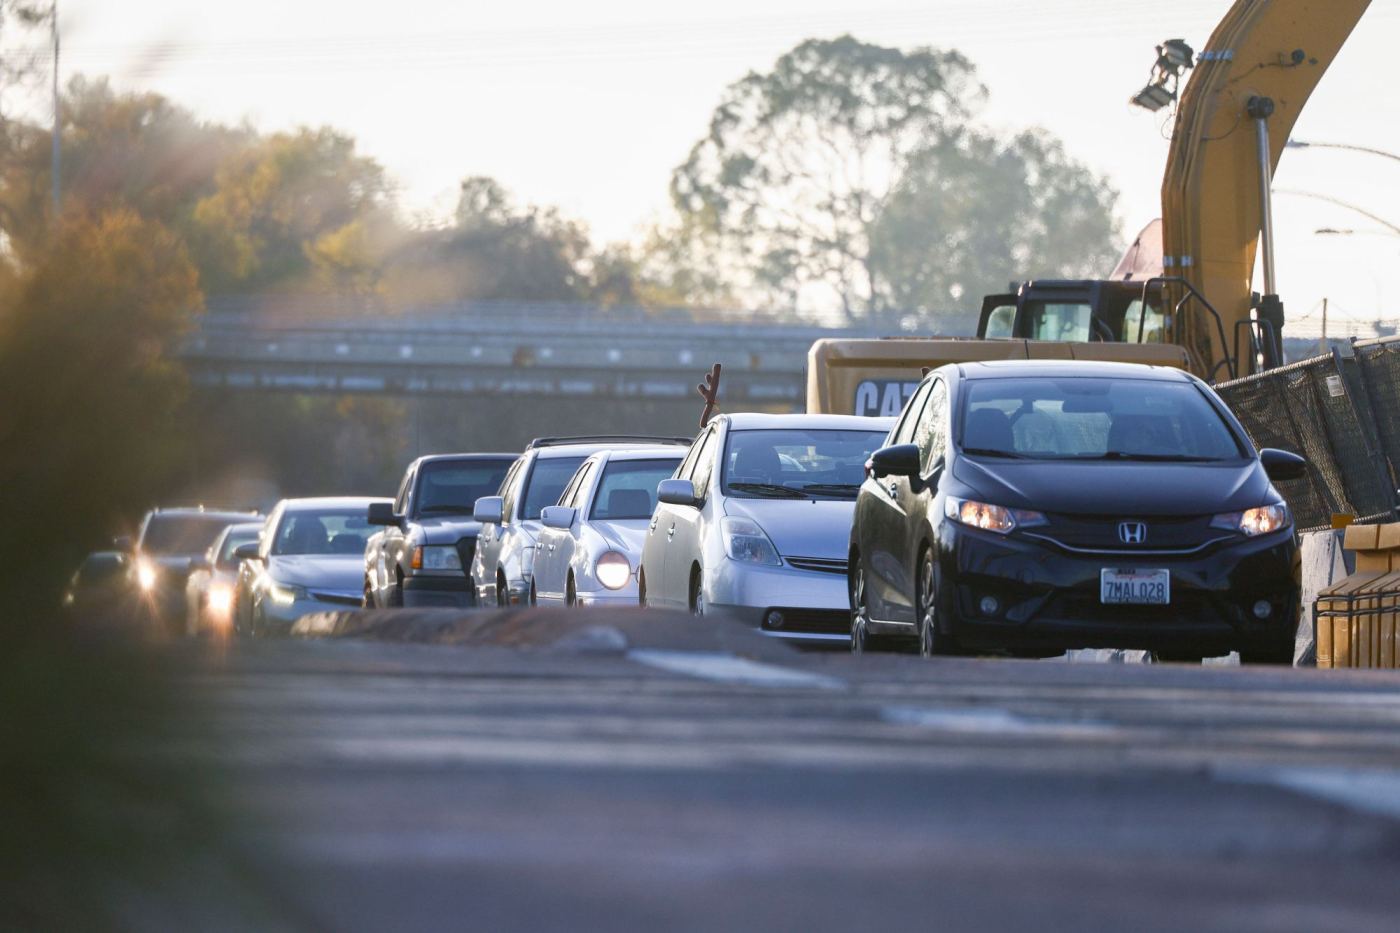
[50,0,59,216]
[1318,297,1328,356]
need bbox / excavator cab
[977,280,1166,345]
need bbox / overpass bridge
[178,298,929,410]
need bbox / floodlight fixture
[1129,38,1195,112]
[1132,84,1177,112]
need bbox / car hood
[267,554,364,590]
[723,497,855,560]
[952,456,1272,517]
[415,516,481,545]
[591,519,649,557]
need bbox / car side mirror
[233,542,261,562]
[474,496,505,525]
[868,444,922,479]
[657,478,699,508]
[113,535,134,553]
[541,506,577,529]
[367,501,403,528]
[1260,447,1307,482]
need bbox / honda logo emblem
[1118,521,1147,545]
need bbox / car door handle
[548,544,555,552]
[667,523,676,538]
[887,482,899,498]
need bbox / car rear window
[590,458,684,520]
[520,456,587,520]
[960,377,1244,461]
[141,515,241,555]
[415,459,514,517]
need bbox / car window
[960,377,1245,461]
[590,458,685,520]
[393,469,413,515]
[1026,302,1093,342]
[722,429,889,498]
[916,380,948,472]
[689,428,718,495]
[416,459,514,517]
[520,456,588,520]
[500,458,525,523]
[271,509,377,556]
[894,380,933,445]
[216,527,261,570]
[562,461,596,510]
[676,433,705,481]
[140,515,240,555]
[983,304,1016,339]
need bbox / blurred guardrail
[177,298,929,408]
[1215,335,1400,532]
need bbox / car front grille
[1027,514,1223,554]
[784,556,849,575]
[311,591,362,607]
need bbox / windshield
[960,377,1245,462]
[216,526,262,569]
[271,509,375,556]
[415,459,514,517]
[590,458,683,520]
[141,514,242,555]
[521,456,587,520]
[722,429,888,499]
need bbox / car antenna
[698,363,722,428]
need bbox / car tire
[497,572,509,608]
[362,580,374,610]
[915,547,942,657]
[849,557,897,654]
[529,581,538,606]
[566,576,577,608]
[638,570,648,608]
[388,575,404,608]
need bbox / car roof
[531,441,682,459]
[276,496,391,511]
[588,446,689,463]
[721,412,897,431]
[221,521,265,535]
[409,452,518,469]
[955,359,1194,382]
[145,506,259,520]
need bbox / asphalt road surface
[166,615,1400,932]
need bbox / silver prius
[639,413,894,644]
[532,447,686,606]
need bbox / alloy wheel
[917,550,938,658]
[850,565,869,655]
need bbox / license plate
[1100,568,1170,605]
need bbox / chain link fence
[1215,338,1399,532]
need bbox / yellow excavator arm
[1162,0,1371,378]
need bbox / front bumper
[257,593,361,634]
[940,524,1299,656]
[708,559,850,644]
[403,574,476,608]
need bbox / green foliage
[667,35,1120,321]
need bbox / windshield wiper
[1080,452,1224,463]
[961,447,1034,460]
[800,483,861,497]
[727,482,808,499]
[418,504,476,514]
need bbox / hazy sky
[29,0,1400,333]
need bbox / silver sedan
[639,413,893,644]
[532,448,685,606]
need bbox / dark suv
[848,360,1306,663]
[364,453,517,608]
[119,506,261,633]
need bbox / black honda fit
[848,360,1305,663]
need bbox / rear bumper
[940,524,1299,655]
[403,575,476,608]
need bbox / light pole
[1287,139,1400,166]
[1275,189,1400,237]
[50,0,59,216]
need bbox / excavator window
[1026,302,1093,342]
[983,304,1016,339]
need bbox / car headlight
[207,583,234,617]
[721,517,782,566]
[944,497,1046,534]
[595,551,632,590]
[412,545,462,572]
[136,560,158,591]
[267,581,305,606]
[1211,504,1290,536]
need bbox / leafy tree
[668,35,1119,322]
[869,129,1120,316]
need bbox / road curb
[290,606,798,659]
